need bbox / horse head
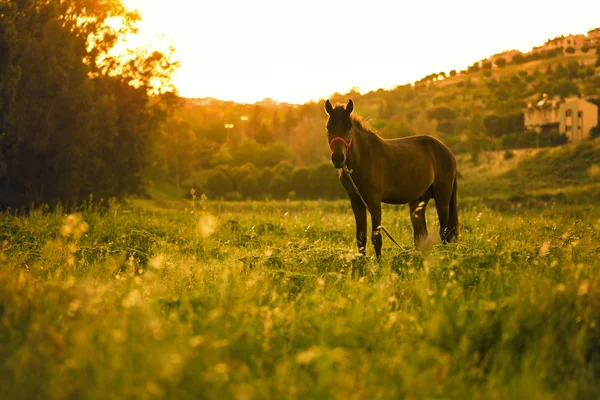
[325,99,354,168]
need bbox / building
[584,27,600,48]
[524,95,598,142]
[531,34,587,53]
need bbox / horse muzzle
[331,152,345,168]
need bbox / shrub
[258,169,275,194]
[291,168,312,199]
[273,161,294,179]
[308,164,345,199]
[269,174,292,199]
[238,175,261,198]
[206,171,234,198]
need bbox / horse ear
[325,99,334,115]
[346,99,354,114]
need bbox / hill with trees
[168,44,600,200]
[1,10,599,207]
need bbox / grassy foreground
[1,196,599,399]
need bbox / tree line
[189,161,345,201]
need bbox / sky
[122,0,600,104]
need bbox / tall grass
[1,198,598,399]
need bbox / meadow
[1,144,600,399]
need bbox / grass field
[1,144,600,399]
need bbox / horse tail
[448,175,459,241]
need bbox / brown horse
[325,99,458,257]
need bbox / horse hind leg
[433,184,454,243]
[446,177,459,242]
[409,198,430,249]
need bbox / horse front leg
[409,198,430,249]
[370,201,383,260]
[350,198,367,255]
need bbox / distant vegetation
[174,49,600,201]
[1,5,599,207]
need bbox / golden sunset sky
[123,0,600,104]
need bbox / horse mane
[351,115,378,137]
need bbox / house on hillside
[532,34,586,53]
[524,95,598,142]
[584,27,600,48]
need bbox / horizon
[122,0,600,104]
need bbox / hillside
[177,49,599,163]
[458,139,600,211]
[148,38,600,202]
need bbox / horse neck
[346,125,368,169]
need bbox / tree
[553,79,580,98]
[467,110,487,163]
[238,175,260,198]
[467,63,480,73]
[512,53,526,64]
[258,169,274,194]
[0,0,178,208]
[495,57,507,68]
[269,174,291,199]
[427,107,457,121]
[254,123,274,144]
[291,167,312,199]
[211,145,233,166]
[206,170,233,198]
[159,117,197,188]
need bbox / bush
[238,175,261,198]
[291,168,312,199]
[258,169,275,194]
[269,174,292,199]
[308,164,345,199]
[501,131,568,150]
[565,46,576,54]
[206,171,234,198]
[590,125,600,139]
[273,161,294,179]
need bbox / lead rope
[341,164,404,250]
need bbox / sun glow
[122,0,600,104]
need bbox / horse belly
[382,175,433,205]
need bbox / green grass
[1,194,599,399]
[1,144,600,399]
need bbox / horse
[325,99,458,258]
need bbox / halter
[329,136,353,149]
